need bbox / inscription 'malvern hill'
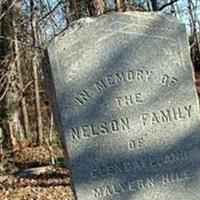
[92,170,198,198]
[45,12,200,200]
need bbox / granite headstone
[44,12,200,200]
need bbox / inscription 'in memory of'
[75,70,153,105]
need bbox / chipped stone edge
[48,17,97,50]
[42,50,78,200]
[48,11,187,49]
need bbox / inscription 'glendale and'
[45,12,200,200]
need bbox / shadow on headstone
[43,12,200,200]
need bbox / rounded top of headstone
[48,11,185,55]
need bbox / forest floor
[0,145,75,200]
[0,72,200,200]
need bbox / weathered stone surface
[44,12,200,200]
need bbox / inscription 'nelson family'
[70,105,192,142]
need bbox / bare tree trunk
[10,106,24,141]
[0,0,24,148]
[87,0,107,16]
[6,62,22,147]
[68,0,82,22]
[13,17,30,140]
[33,56,43,144]
[30,0,43,144]
[147,0,153,11]
[150,0,158,11]
[49,112,54,143]
[21,97,31,139]
[92,0,107,15]
[114,0,125,11]
[188,0,200,68]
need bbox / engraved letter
[82,125,90,138]
[128,182,136,191]
[135,93,143,103]
[137,180,145,190]
[162,173,171,185]
[128,138,144,150]
[75,90,91,105]
[136,70,143,81]
[146,178,155,188]
[107,74,115,86]
[111,120,119,132]
[125,95,134,105]
[100,122,109,134]
[93,188,103,198]
[91,168,98,178]
[71,127,80,140]
[95,79,108,92]
[141,113,149,126]
[121,117,130,130]
[103,186,112,196]
[115,72,125,84]
[161,74,169,86]
[145,71,152,81]
[184,105,192,118]
[160,110,171,123]
[115,97,123,107]
[127,70,134,81]
[151,113,160,125]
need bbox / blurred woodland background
[0,0,200,199]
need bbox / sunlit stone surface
[44,12,200,200]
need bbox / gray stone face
[44,12,200,200]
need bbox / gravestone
[44,12,200,200]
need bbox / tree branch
[37,1,63,23]
[0,74,9,102]
[159,0,179,11]
[0,0,18,21]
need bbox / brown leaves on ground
[0,145,75,200]
[0,167,75,200]
[0,145,63,175]
[0,186,75,200]
[0,168,70,189]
